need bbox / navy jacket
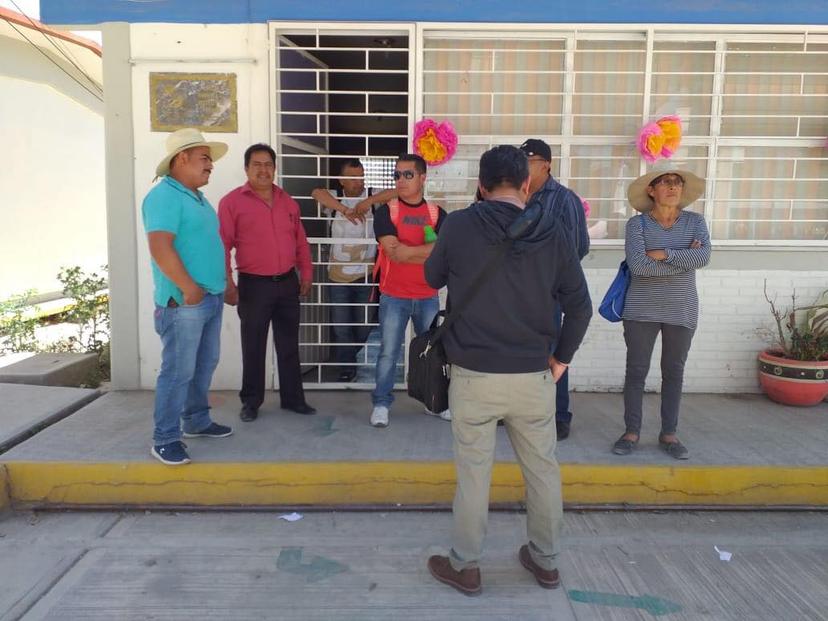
[534,175,590,261]
[424,198,592,373]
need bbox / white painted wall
[0,36,105,299]
[129,24,270,390]
[576,269,828,394]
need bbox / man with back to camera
[520,138,590,441]
[142,128,234,466]
[218,143,316,423]
[369,153,449,428]
[311,159,376,382]
[424,145,592,596]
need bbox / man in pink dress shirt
[218,143,316,421]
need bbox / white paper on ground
[714,545,732,561]
[279,512,303,522]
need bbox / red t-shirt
[373,199,446,299]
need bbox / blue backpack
[599,261,630,322]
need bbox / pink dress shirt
[218,182,313,282]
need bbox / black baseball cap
[519,139,552,162]
[520,138,552,162]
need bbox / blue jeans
[329,282,374,365]
[372,293,439,408]
[553,304,572,423]
[152,293,223,445]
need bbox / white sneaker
[425,407,452,421]
[370,406,389,428]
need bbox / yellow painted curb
[4,462,828,508]
[0,465,9,512]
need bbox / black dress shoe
[240,406,258,422]
[556,421,570,440]
[283,403,317,415]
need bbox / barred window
[420,28,827,244]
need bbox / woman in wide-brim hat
[611,167,711,461]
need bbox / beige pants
[448,364,563,572]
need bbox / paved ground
[0,509,826,620]
[0,383,98,454]
[3,390,827,465]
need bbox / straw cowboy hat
[155,128,228,178]
[627,167,705,212]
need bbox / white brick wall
[572,269,828,393]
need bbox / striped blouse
[623,210,711,330]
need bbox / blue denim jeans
[552,304,572,423]
[328,283,374,365]
[371,293,439,407]
[152,293,223,445]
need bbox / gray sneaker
[612,435,637,456]
[659,438,689,460]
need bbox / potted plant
[759,282,828,406]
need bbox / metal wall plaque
[150,72,238,133]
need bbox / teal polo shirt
[142,176,226,307]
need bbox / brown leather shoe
[427,555,481,596]
[519,545,560,589]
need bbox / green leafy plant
[55,265,110,354]
[763,281,828,361]
[0,290,38,353]
[1,267,111,387]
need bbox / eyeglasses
[652,175,684,188]
[393,170,418,180]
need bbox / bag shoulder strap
[425,199,544,347]
[426,202,440,226]
[388,199,400,227]
[427,237,513,346]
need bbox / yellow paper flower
[657,117,682,155]
[416,128,447,163]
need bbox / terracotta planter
[758,350,828,407]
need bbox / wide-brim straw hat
[155,128,228,178]
[627,167,705,212]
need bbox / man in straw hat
[142,128,234,466]
[612,166,709,460]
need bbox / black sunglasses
[393,170,418,180]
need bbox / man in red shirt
[218,143,316,421]
[370,154,449,427]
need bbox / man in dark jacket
[520,138,590,441]
[423,145,592,596]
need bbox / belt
[240,270,295,282]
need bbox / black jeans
[622,319,695,436]
[237,271,306,410]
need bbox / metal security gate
[269,23,416,388]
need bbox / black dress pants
[237,271,306,410]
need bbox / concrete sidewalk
[1,510,827,620]
[0,383,98,454]
[1,389,826,510]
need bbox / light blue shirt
[142,176,226,307]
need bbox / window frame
[417,23,828,247]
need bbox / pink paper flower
[413,119,458,166]
[637,121,666,164]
